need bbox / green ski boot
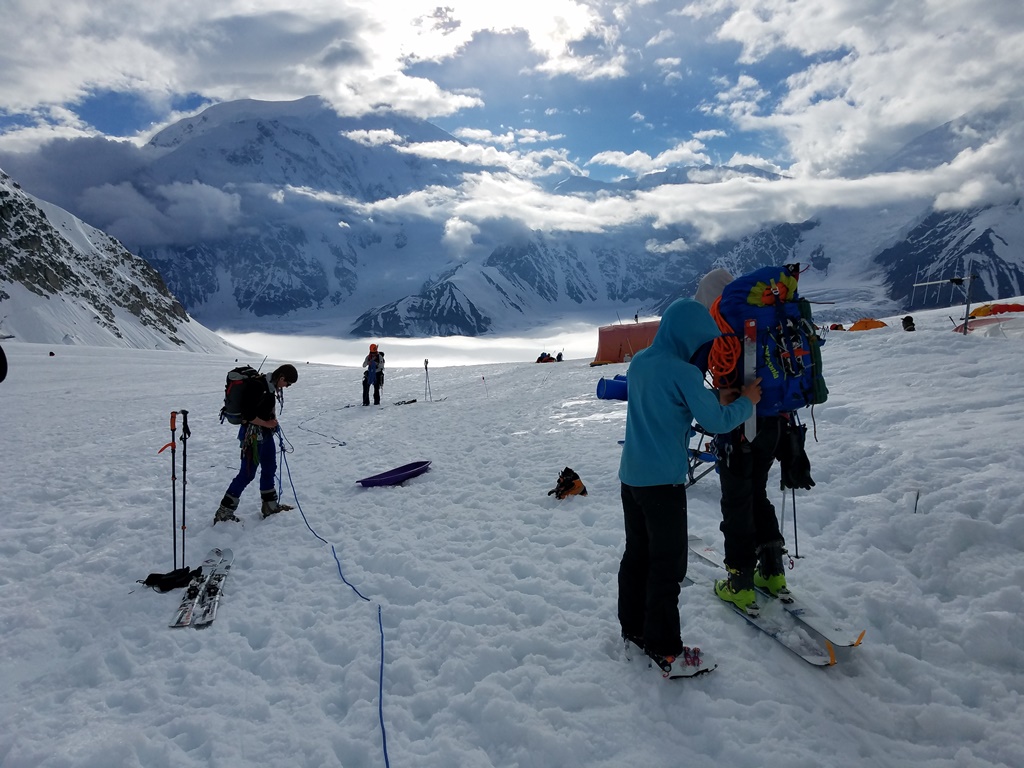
[714,566,759,616]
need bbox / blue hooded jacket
[618,299,753,487]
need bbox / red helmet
[369,343,378,352]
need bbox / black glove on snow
[777,421,815,491]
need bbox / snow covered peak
[0,168,236,351]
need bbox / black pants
[362,370,383,405]
[718,417,784,572]
[617,483,687,657]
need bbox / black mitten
[777,422,815,490]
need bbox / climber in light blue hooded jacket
[619,299,754,486]
[617,298,760,673]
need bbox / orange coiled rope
[708,295,742,389]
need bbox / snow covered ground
[1,304,1023,768]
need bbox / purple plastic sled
[356,460,432,487]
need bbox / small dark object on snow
[902,316,916,332]
[548,467,588,499]
[138,566,200,592]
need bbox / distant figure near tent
[590,320,660,366]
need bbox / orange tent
[969,303,1024,317]
[848,318,887,332]
[590,321,660,366]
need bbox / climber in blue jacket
[617,298,760,676]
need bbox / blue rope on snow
[377,604,390,768]
[276,427,390,768]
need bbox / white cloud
[76,180,242,247]
[588,140,711,174]
[394,139,583,179]
[515,128,564,144]
[645,238,689,253]
[454,128,515,147]
[341,128,404,147]
[645,29,675,46]
[722,152,785,175]
[688,0,1024,176]
[442,217,480,255]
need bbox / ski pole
[790,488,800,558]
[424,359,432,402]
[179,409,190,566]
[482,375,488,397]
[158,412,178,569]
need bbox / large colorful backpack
[709,264,827,418]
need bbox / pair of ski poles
[158,410,190,569]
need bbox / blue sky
[1,0,1022,236]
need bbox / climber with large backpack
[213,363,299,524]
[361,343,385,406]
[699,264,827,617]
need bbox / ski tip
[853,629,866,647]
[825,640,837,666]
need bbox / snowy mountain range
[0,170,234,351]
[2,97,1023,341]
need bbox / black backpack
[220,366,261,424]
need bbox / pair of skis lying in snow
[628,535,866,678]
[169,547,233,629]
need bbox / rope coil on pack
[708,295,742,389]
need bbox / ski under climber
[213,364,298,524]
[362,344,385,406]
[617,298,761,676]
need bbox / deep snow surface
[1,305,1023,768]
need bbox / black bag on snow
[547,467,588,499]
[138,567,199,592]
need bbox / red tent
[590,321,660,366]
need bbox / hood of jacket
[648,298,721,364]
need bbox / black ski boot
[213,494,240,524]
[260,489,293,519]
